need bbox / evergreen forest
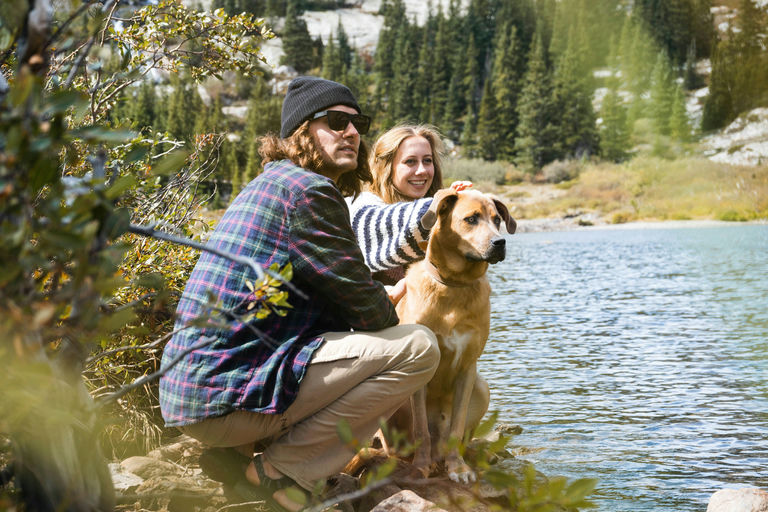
[112,0,768,197]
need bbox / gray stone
[370,490,447,512]
[121,456,181,479]
[708,488,768,512]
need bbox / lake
[481,223,768,511]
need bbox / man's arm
[291,183,398,331]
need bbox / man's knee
[406,324,440,375]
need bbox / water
[481,224,768,511]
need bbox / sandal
[199,447,251,485]
[227,454,308,512]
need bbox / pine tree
[429,5,452,125]
[281,0,316,73]
[551,25,599,159]
[389,19,418,126]
[492,23,522,161]
[336,18,352,70]
[475,74,498,161]
[374,0,407,116]
[599,88,630,161]
[413,15,436,123]
[321,32,344,82]
[515,29,558,170]
[132,81,156,133]
[669,83,691,142]
[649,51,675,136]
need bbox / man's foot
[233,454,307,512]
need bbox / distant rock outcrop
[701,108,768,167]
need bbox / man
[158,76,439,512]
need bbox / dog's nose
[491,237,505,247]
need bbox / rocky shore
[110,432,527,512]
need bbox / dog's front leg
[410,386,431,477]
[445,363,477,484]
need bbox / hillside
[245,0,768,168]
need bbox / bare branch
[85,329,175,366]
[127,223,308,300]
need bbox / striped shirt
[159,160,397,427]
[346,191,432,272]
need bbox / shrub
[542,159,583,184]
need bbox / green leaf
[473,410,498,440]
[124,145,149,164]
[105,175,137,200]
[151,149,190,176]
[563,478,598,504]
[46,90,88,115]
[72,126,136,143]
[101,208,131,240]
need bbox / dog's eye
[493,216,501,227]
[464,215,478,225]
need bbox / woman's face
[391,135,434,200]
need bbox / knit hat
[280,76,361,138]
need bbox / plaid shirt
[159,159,398,427]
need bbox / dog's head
[420,188,516,265]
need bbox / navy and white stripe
[346,192,432,272]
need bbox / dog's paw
[447,459,476,484]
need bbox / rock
[369,490,447,512]
[147,434,204,464]
[121,456,181,480]
[707,488,768,512]
[108,462,143,492]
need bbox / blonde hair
[259,121,372,198]
[369,124,445,204]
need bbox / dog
[395,188,516,483]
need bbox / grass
[447,155,768,223]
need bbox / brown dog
[396,188,515,483]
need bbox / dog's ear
[492,197,517,234]
[420,188,459,230]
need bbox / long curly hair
[368,124,445,204]
[259,121,372,198]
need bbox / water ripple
[482,225,768,511]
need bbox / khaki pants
[180,324,439,490]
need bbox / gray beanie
[280,76,361,138]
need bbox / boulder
[370,490,447,512]
[708,488,768,512]
[121,456,181,480]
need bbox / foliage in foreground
[328,414,597,512]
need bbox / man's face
[308,104,361,182]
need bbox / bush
[542,159,584,184]
[443,157,516,186]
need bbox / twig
[85,329,174,366]
[127,223,307,300]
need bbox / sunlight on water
[481,224,768,511]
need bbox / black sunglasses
[312,110,371,135]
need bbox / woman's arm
[347,192,432,272]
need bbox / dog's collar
[423,259,477,288]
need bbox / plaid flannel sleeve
[290,181,398,331]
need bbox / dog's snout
[485,237,506,264]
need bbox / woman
[347,123,489,448]
[347,124,445,288]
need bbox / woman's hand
[385,278,407,306]
[450,180,473,192]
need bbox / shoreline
[515,217,768,233]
